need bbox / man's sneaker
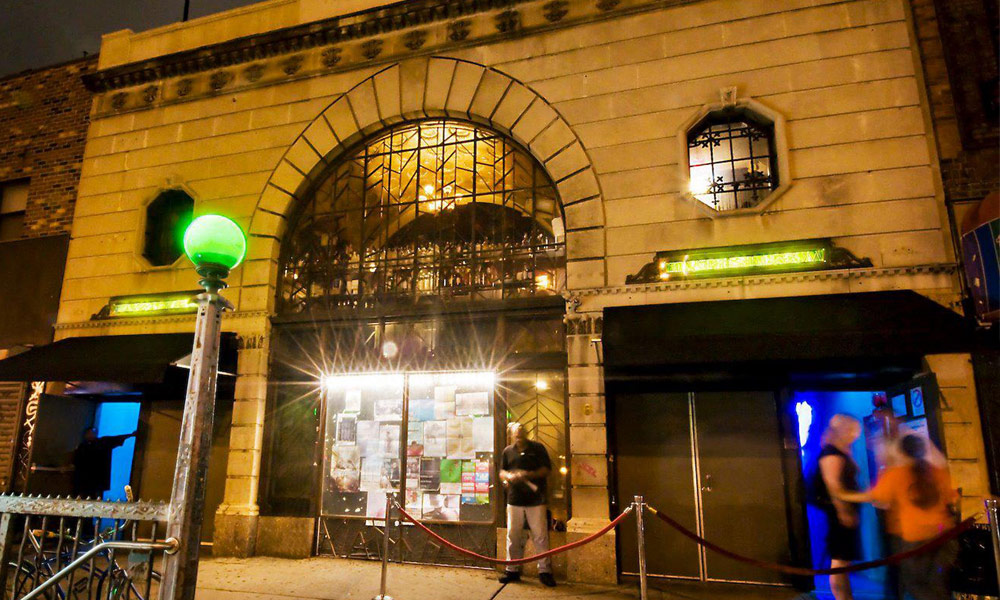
[539,573,557,587]
[498,571,521,584]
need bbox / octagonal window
[143,189,194,266]
[687,109,778,212]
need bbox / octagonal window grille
[687,109,778,212]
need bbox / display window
[321,371,497,523]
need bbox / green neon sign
[107,292,200,317]
[659,249,827,278]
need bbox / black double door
[614,391,794,585]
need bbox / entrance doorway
[791,374,940,599]
[613,391,793,585]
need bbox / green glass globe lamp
[183,214,247,291]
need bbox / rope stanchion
[646,503,976,577]
[394,500,633,565]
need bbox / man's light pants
[505,504,551,573]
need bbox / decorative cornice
[54,309,272,331]
[567,263,960,299]
[83,0,698,116]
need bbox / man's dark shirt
[501,440,551,507]
[72,434,130,499]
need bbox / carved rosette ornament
[404,30,428,51]
[281,55,303,75]
[176,78,193,97]
[110,92,127,111]
[361,39,384,60]
[142,85,158,104]
[209,70,233,91]
[244,63,264,82]
[448,20,471,41]
[495,10,520,33]
[543,0,569,22]
[321,47,342,67]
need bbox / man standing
[499,422,555,587]
[71,427,136,500]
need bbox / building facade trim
[566,262,959,301]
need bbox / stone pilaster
[925,353,992,522]
[564,312,616,584]
[214,317,271,557]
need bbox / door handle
[701,474,713,493]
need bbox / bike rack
[20,538,178,600]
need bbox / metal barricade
[0,493,173,600]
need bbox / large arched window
[279,120,564,314]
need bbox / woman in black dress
[816,414,862,600]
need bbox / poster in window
[422,493,459,521]
[446,417,475,459]
[472,417,493,452]
[455,392,489,416]
[329,445,360,493]
[406,422,424,456]
[360,458,381,492]
[374,398,403,421]
[380,458,401,490]
[336,414,357,444]
[356,420,379,457]
[344,389,362,413]
[423,421,446,457]
[910,387,925,417]
[406,457,421,489]
[419,458,440,491]
[367,490,387,519]
[405,489,422,518]
[434,386,456,419]
[411,398,435,422]
[379,423,401,456]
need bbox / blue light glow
[795,400,813,448]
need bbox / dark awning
[0,333,237,383]
[604,290,975,370]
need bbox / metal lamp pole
[158,214,246,600]
[159,264,232,600]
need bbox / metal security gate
[613,391,794,585]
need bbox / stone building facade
[28,0,993,586]
[0,56,97,491]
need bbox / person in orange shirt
[836,434,959,600]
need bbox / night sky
[0,0,263,78]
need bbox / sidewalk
[194,557,820,600]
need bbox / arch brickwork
[246,56,605,306]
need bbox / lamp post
[160,215,246,600]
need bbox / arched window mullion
[278,120,565,314]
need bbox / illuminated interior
[280,120,565,313]
[688,111,777,212]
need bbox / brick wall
[910,0,999,202]
[0,56,97,237]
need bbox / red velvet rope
[394,502,633,565]
[646,504,976,576]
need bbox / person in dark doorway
[815,414,862,600]
[499,421,555,587]
[71,427,136,500]
[835,434,958,600]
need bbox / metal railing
[0,493,172,600]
